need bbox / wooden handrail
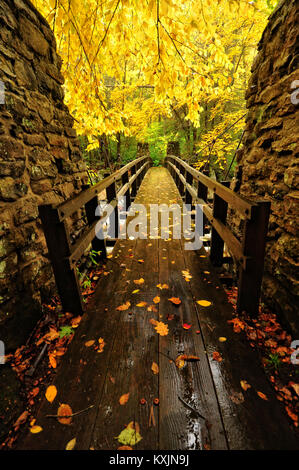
[39,155,152,315]
[165,155,254,219]
[164,154,270,317]
[57,156,148,221]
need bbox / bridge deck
[20,167,298,450]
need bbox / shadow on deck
[19,168,298,450]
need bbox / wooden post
[185,171,193,206]
[106,181,119,239]
[84,192,107,261]
[178,164,185,198]
[131,164,137,198]
[39,205,84,315]
[210,181,230,266]
[121,171,131,212]
[237,201,270,316]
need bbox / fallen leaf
[119,393,130,405]
[227,317,245,333]
[85,340,95,347]
[257,391,268,401]
[196,300,211,307]
[30,425,43,434]
[153,296,160,304]
[116,301,131,311]
[118,446,133,450]
[13,411,29,430]
[49,353,57,369]
[117,423,142,446]
[151,362,159,375]
[212,351,223,362]
[154,321,169,336]
[175,354,200,369]
[147,305,158,312]
[138,259,144,263]
[45,385,57,403]
[168,297,181,305]
[132,289,140,294]
[182,323,191,330]
[218,337,227,342]
[57,404,73,425]
[98,337,105,353]
[136,301,147,307]
[240,380,251,391]
[157,283,169,290]
[285,406,298,426]
[134,278,144,285]
[66,438,76,450]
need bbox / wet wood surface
[19,167,298,450]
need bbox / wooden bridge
[19,156,298,450]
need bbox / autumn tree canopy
[33,0,278,168]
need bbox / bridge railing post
[106,181,119,239]
[131,164,137,198]
[121,171,131,212]
[84,189,107,262]
[210,181,230,267]
[237,201,270,316]
[39,205,84,315]
[185,171,193,206]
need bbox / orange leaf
[154,321,169,336]
[118,446,133,450]
[45,385,57,403]
[30,425,43,434]
[153,296,160,304]
[147,305,158,312]
[212,351,223,362]
[151,362,159,375]
[116,301,131,311]
[168,297,181,305]
[134,278,144,285]
[240,380,251,391]
[257,391,268,401]
[85,340,95,347]
[57,404,73,425]
[136,301,147,307]
[98,337,105,353]
[227,318,245,333]
[119,393,130,405]
[49,353,57,369]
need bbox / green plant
[59,325,74,338]
[265,353,282,370]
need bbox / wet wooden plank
[183,247,299,450]
[91,238,160,450]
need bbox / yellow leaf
[45,385,57,403]
[153,296,160,304]
[134,278,145,285]
[136,301,147,307]
[151,362,159,374]
[30,425,43,434]
[240,380,251,391]
[119,393,130,405]
[196,300,211,307]
[218,337,227,342]
[66,438,77,450]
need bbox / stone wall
[233,0,299,335]
[0,0,87,350]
